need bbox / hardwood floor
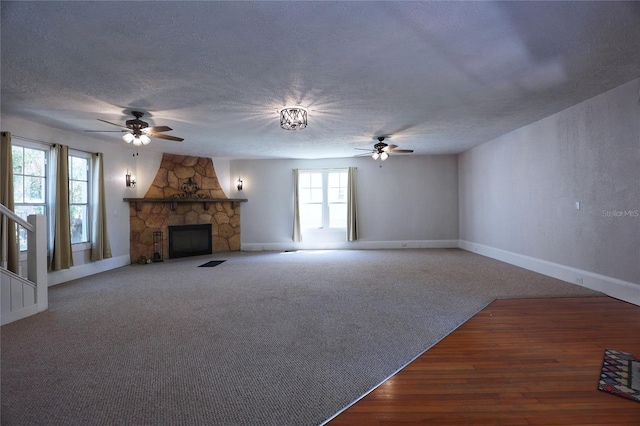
[328,297,640,425]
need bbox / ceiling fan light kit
[280,107,307,130]
[122,132,151,146]
[371,150,388,161]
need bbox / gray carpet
[1,249,601,425]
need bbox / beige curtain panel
[1,131,18,273]
[90,153,112,261]
[347,166,358,241]
[50,144,73,271]
[292,169,301,243]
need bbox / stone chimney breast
[145,153,227,200]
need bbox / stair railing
[1,203,48,315]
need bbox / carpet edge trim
[319,298,496,425]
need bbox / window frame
[298,169,348,231]
[11,141,50,252]
[68,149,92,248]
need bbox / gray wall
[459,79,640,286]
[230,155,459,249]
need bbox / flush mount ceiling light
[280,107,307,130]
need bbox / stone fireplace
[125,154,246,263]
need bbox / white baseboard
[458,240,640,306]
[241,240,459,252]
[1,304,39,326]
[48,254,131,286]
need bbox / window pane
[328,172,341,187]
[17,227,28,252]
[300,204,322,228]
[301,188,323,203]
[68,154,90,243]
[14,205,45,220]
[24,176,45,203]
[300,173,322,188]
[13,175,24,203]
[24,149,46,176]
[309,173,322,187]
[328,187,347,203]
[299,188,308,203]
[329,204,347,228]
[299,173,310,187]
[70,205,88,243]
[328,172,347,202]
[69,156,88,181]
[14,205,46,251]
[70,180,88,204]
[310,188,323,203]
[12,146,24,174]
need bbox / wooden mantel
[124,198,248,211]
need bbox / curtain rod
[11,135,53,146]
[11,135,100,155]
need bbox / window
[12,144,48,251]
[11,141,94,251]
[298,170,347,229]
[68,151,90,244]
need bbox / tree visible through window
[299,170,347,229]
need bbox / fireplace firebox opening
[168,224,213,259]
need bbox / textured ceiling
[2,1,639,159]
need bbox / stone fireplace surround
[125,154,246,264]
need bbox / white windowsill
[72,242,91,252]
[19,241,91,260]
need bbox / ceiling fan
[355,136,413,161]
[85,111,184,145]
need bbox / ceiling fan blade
[148,132,184,142]
[97,119,128,129]
[389,149,414,153]
[145,125,172,133]
[382,144,398,152]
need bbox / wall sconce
[126,172,136,188]
[236,177,243,191]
